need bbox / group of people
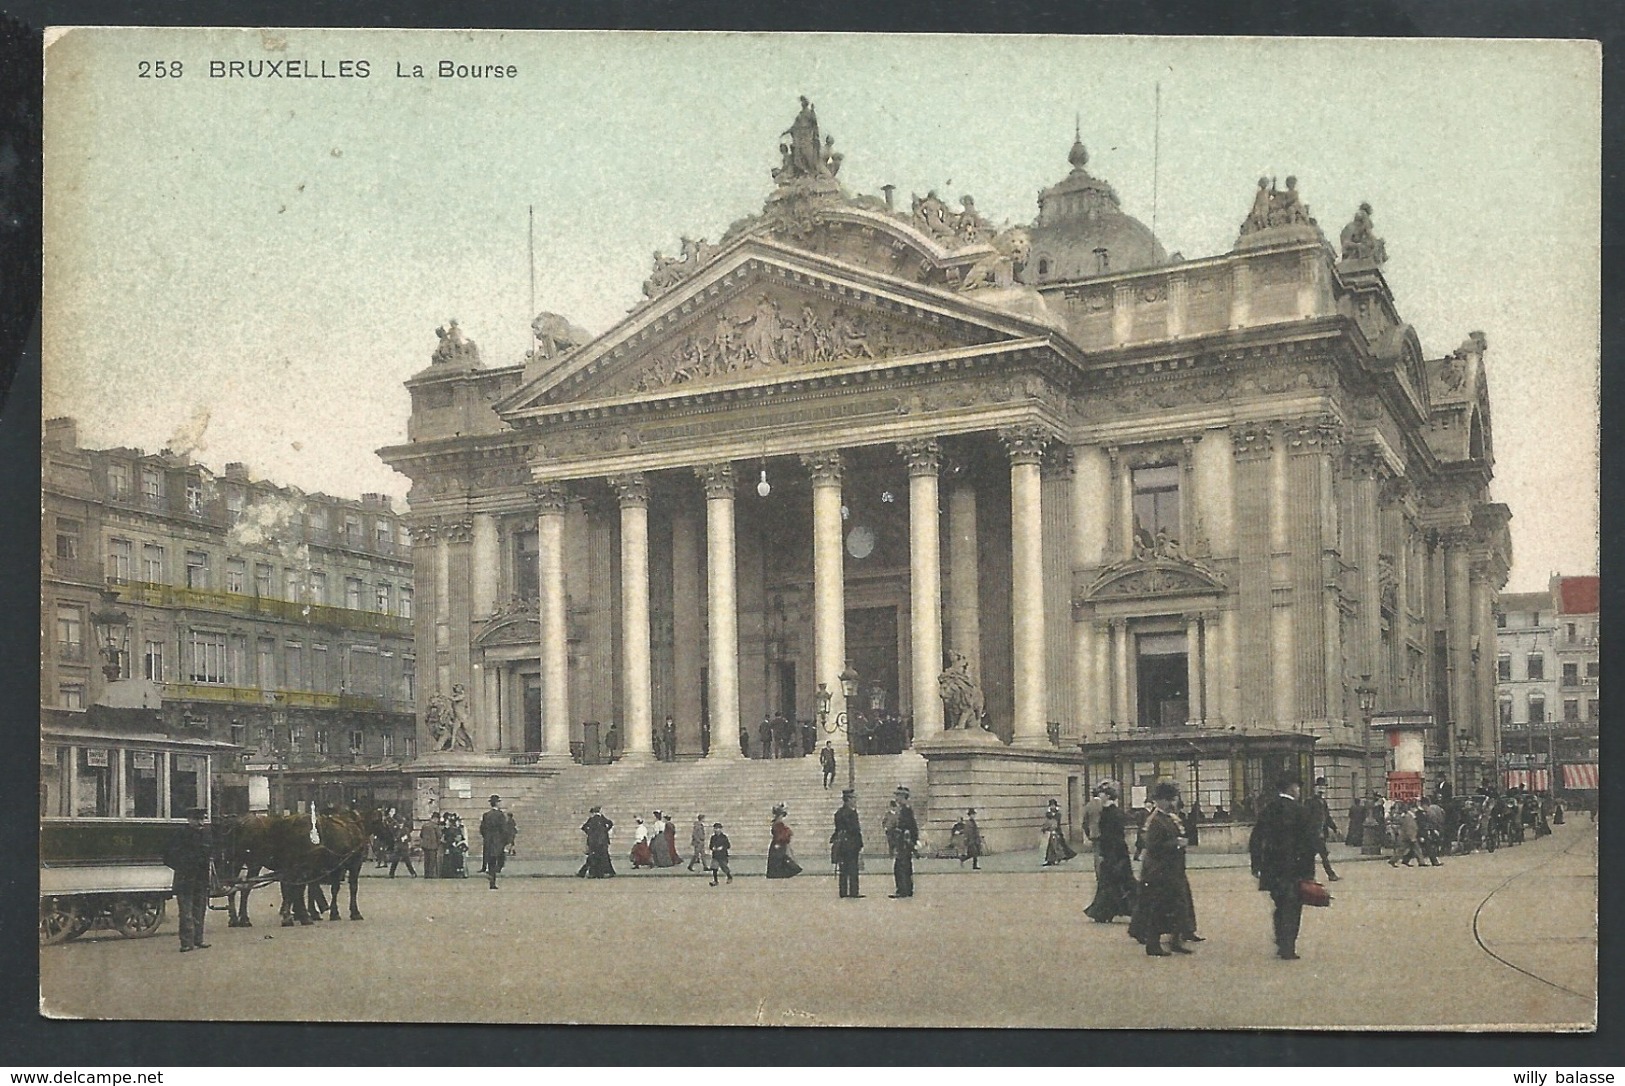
[1077,774,1328,961]
[831,785,919,899]
[752,711,815,760]
[409,797,517,887]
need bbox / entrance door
[523,673,543,752]
[845,606,899,752]
[1136,632,1188,729]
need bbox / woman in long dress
[1128,782,1197,956]
[766,804,802,879]
[1344,798,1366,847]
[663,815,681,866]
[650,811,676,867]
[1084,786,1136,923]
[1041,800,1077,866]
[629,817,654,869]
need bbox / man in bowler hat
[831,789,864,898]
[890,786,918,898]
[479,795,514,889]
[1249,774,1321,960]
[163,806,213,952]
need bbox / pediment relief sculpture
[1081,549,1226,603]
[599,289,971,399]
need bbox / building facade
[43,418,418,813]
[1496,574,1599,798]
[381,104,1511,848]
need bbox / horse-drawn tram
[40,724,239,945]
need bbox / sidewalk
[371,840,1381,879]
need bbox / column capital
[1042,443,1075,479]
[406,517,441,545]
[998,424,1053,466]
[1280,413,1345,455]
[800,450,844,487]
[695,462,736,498]
[608,472,649,508]
[1345,444,1388,480]
[896,438,942,476]
[530,482,572,514]
[1229,421,1276,461]
[1379,474,1414,505]
[441,518,474,544]
[1437,525,1475,549]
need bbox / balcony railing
[47,557,105,584]
[111,580,410,635]
[162,683,402,714]
[56,641,86,662]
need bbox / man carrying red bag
[1249,773,1322,961]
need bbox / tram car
[41,722,239,945]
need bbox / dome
[1027,135,1167,284]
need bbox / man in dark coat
[819,741,837,789]
[578,806,615,878]
[479,795,514,889]
[1304,777,1341,881]
[1250,774,1320,961]
[163,806,213,952]
[890,786,919,898]
[831,789,864,898]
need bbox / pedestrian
[739,722,750,759]
[688,813,708,872]
[1084,784,1136,923]
[630,816,654,869]
[890,786,918,899]
[1417,799,1445,865]
[388,811,419,878]
[479,795,513,889]
[650,810,676,867]
[1041,798,1078,867]
[1304,778,1340,881]
[442,814,469,878]
[375,807,397,868]
[1249,773,1319,961]
[882,800,900,857]
[420,812,443,879]
[1185,800,1203,847]
[1128,782,1196,956]
[663,715,678,762]
[578,806,616,878]
[831,788,864,898]
[767,804,802,878]
[759,715,774,760]
[1344,796,1365,848]
[1082,785,1107,851]
[162,806,213,953]
[820,741,837,789]
[959,808,984,869]
[1388,801,1424,867]
[708,822,733,885]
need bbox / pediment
[1078,557,1227,604]
[475,603,540,647]
[497,240,1050,415]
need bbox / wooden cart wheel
[40,898,82,946]
[112,896,166,938]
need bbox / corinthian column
[1001,425,1050,745]
[802,451,849,745]
[697,463,742,759]
[900,439,944,742]
[534,484,572,759]
[610,473,654,759]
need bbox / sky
[42,31,1599,592]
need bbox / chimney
[44,417,78,451]
[361,493,392,510]
[224,462,251,482]
[881,184,896,211]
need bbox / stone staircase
[435,753,929,855]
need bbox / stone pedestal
[916,733,1086,854]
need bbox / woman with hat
[766,803,802,879]
[1128,781,1197,956]
[629,816,654,869]
[1041,798,1077,867]
[1084,784,1136,923]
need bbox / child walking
[708,821,733,885]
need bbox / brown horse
[221,808,385,927]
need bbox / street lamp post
[819,665,862,791]
[90,587,130,686]
[1356,676,1381,856]
[1455,731,1471,797]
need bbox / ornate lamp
[89,587,129,684]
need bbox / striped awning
[1503,769,1551,791]
[1563,763,1600,789]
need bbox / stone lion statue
[531,312,590,360]
[938,650,987,731]
[959,227,1031,291]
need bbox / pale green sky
[43,30,1598,591]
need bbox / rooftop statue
[772,96,837,184]
[1339,202,1388,266]
[959,226,1031,291]
[1239,175,1317,237]
[530,312,590,361]
[640,236,717,300]
[431,319,481,367]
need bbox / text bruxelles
[207,60,520,79]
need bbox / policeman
[831,789,864,898]
[163,806,213,952]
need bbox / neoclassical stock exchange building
[382,104,1510,852]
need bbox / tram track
[1470,824,1596,1002]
